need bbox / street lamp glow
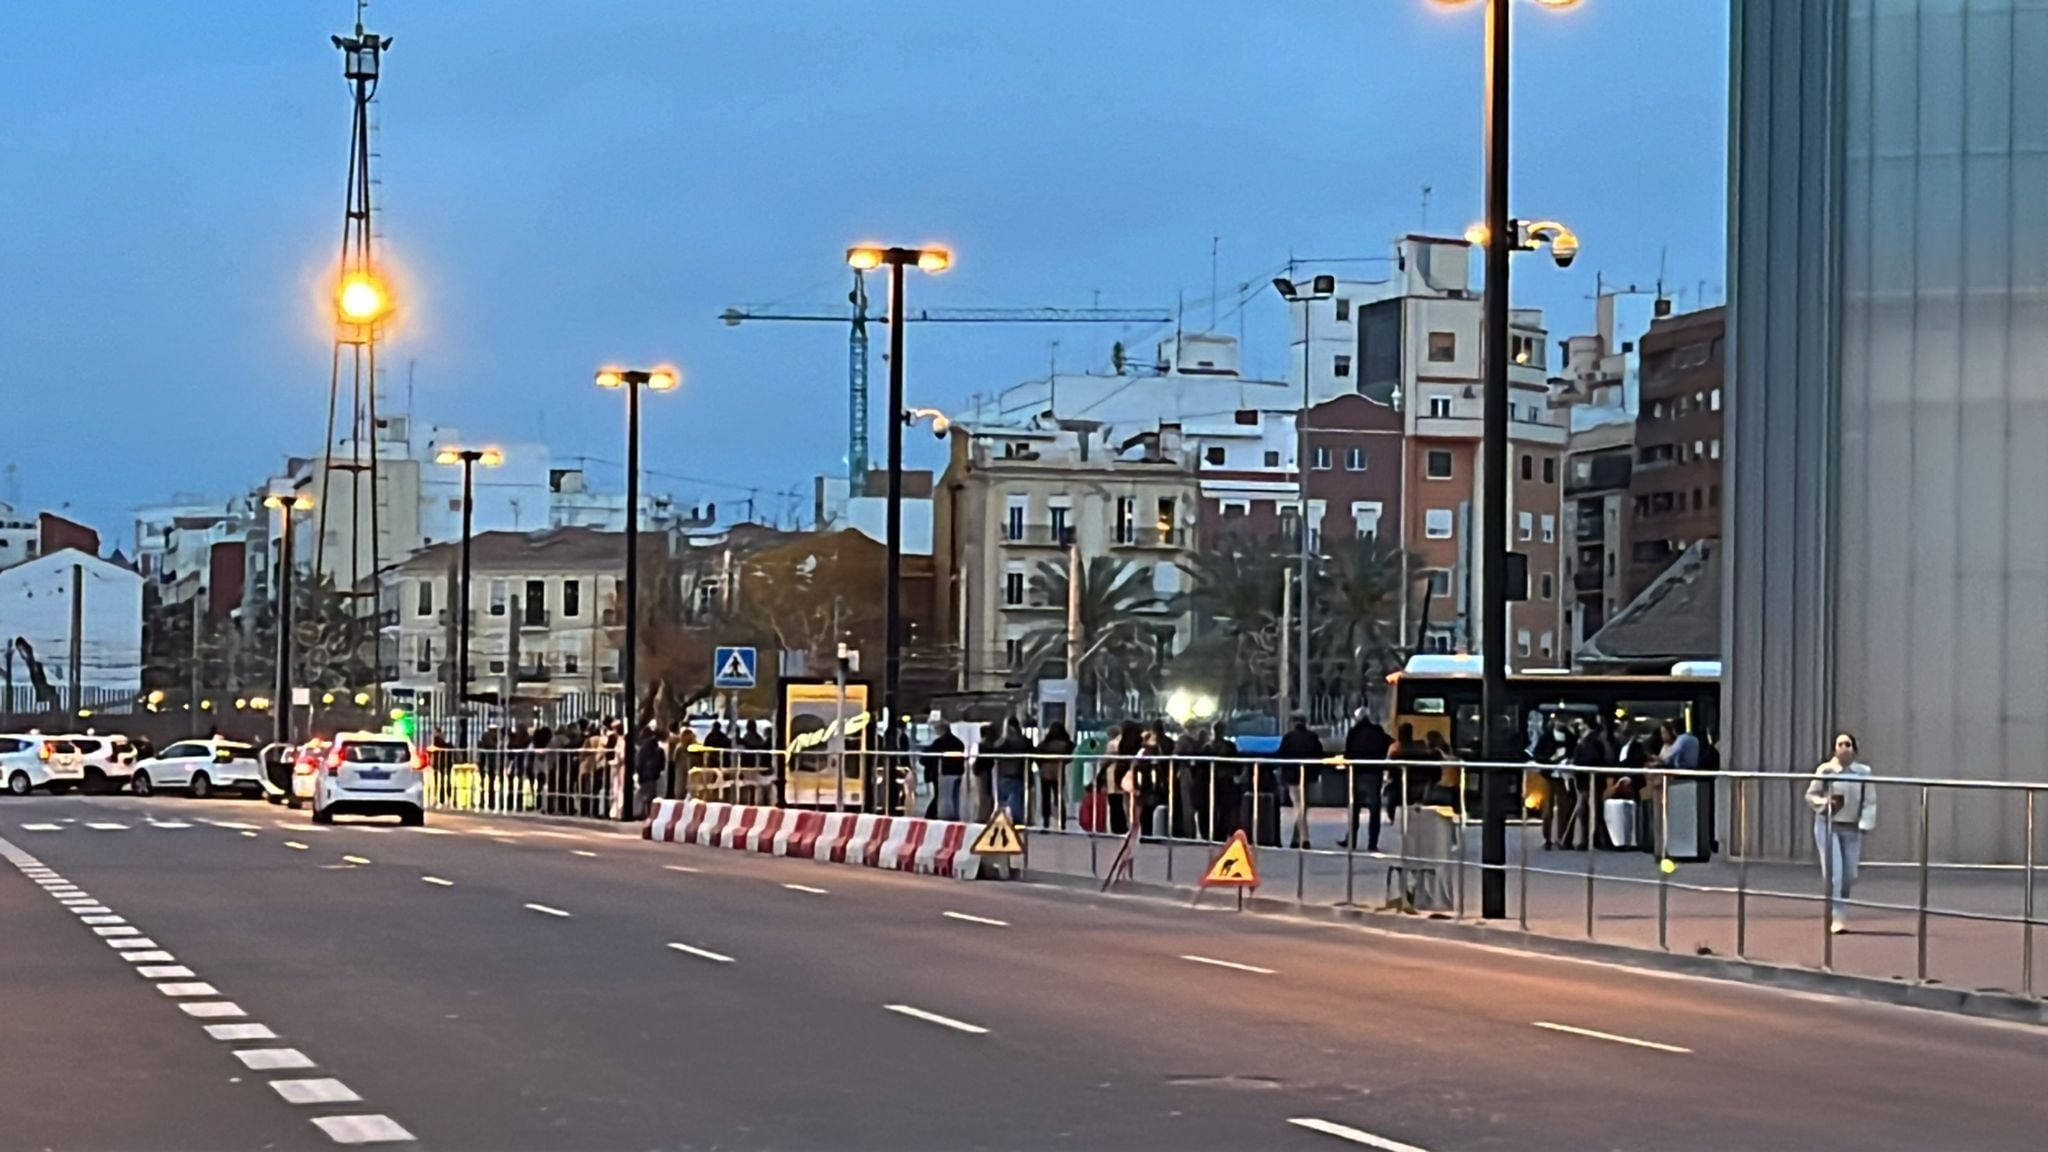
[264,492,315,512]
[595,368,625,389]
[646,368,680,393]
[1464,222,1490,247]
[846,246,885,271]
[915,248,952,274]
[479,447,505,467]
[335,272,391,324]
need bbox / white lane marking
[70,906,113,915]
[234,1047,315,1070]
[109,937,160,950]
[414,827,455,836]
[240,830,259,838]
[571,850,598,858]
[1180,954,1277,975]
[666,942,735,964]
[205,1023,277,1041]
[285,841,310,851]
[59,898,98,906]
[342,855,371,865]
[80,915,127,925]
[208,820,262,831]
[942,911,1011,928]
[783,883,829,895]
[662,864,701,874]
[180,1002,247,1019]
[533,830,580,840]
[20,823,61,832]
[156,982,221,998]
[93,925,141,937]
[1531,1021,1692,1054]
[524,903,570,918]
[136,965,196,979]
[86,822,129,830]
[421,876,454,887]
[271,1078,362,1105]
[882,1004,989,1035]
[1287,1117,1434,1152]
[148,820,193,829]
[122,951,176,963]
[311,1114,416,1144]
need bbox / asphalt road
[3,794,2045,1152]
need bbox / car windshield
[344,741,412,765]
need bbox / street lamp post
[596,367,679,820]
[1272,274,1337,723]
[433,446,503,752]
[846,244,950,815]
[262,492,315,745]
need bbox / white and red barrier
[643,799,996,880]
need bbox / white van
[0,735,86,796]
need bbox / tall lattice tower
[313,6,394,691]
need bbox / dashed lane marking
[1180,954,1277,975]
[21,823,61,832]
[663,864,701,874]
[156,982,222,998]
[80,915,127,925]
[148,821,193,829]
[240,830,259,838]
[109,937,161,950]
[285,842,310,851]
[1531,1021,1692,1054]
[1287,1118,1434,1152]
[342,855,371,865]
[205,1023,277,1041]
[270,1078,362,1105]
[235,1048,315,1071]
[782,883,829,895]
[882,1004,988,1035]
[524,903,571,918]
[122,951,176,964]
[93,925,142,937]
[572,850,598,858]
[85,822,129,830]
[942,911,1011,928]
[414,827,455,836]
[179,1001,248,1019]
[421,876,454,887]
[136,965,195,979]
[311,1115,416,1145]
[666,942,735,964]
[207,820,262,831]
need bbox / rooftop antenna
[1419,184,1433,233]
[1209,235,1220,331]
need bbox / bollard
[1915,784,1932,983]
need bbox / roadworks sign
[1200,830,1260,888]
[970,809,1025,857]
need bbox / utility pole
[1478,0,1513,920]
[67,564,83,716]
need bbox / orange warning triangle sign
[1200,830,1260,887]
[970,809,1024,856]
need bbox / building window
[1115,497,1136,544]
[1335,298,1351,322]
[1426,449,1454,479]
[1694,439,1706,459]
[1049,504,1071,542]
[1428,331,1457,362]
[1520,453,1533,481]
[1517,628,1532,658]
[1518,511,1533,541]
[1539,630,1554,658]
[1540,514,1555,543]
[1005,637,1023,669]
[1263,449,1281,468]
[1004,566,1025,606]
[1710,439,1722,460]
[489,579,507,616]
[1204,445,1226,466]
[1345,447,1365,471]
[1428,396,1453,419]
[415,579,433,617]
[1650,400,1666,419]
[563,579,581,619]
[1351,501,1382,539]
[415,636,433,673]
[1710,388,1722,412]
[1220,499,1250,517]
[1005,496,1026,541]
[1333,355,1352,378]
[564,653,580,675]
[1423,631,1453,654]
[1542,457,1556,484]
[1312,446,1332,470]
[489,658,505,674]
[1426,570,1451,596]
[525,580,546,624]
[1539,573,1554,600]
[1425,509,1454,539]
[1710,485,1721,508]
[1693,488,1704,511]
[1155,497,1176,543]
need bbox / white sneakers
[1830,918,1847,935]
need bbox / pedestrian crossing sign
[712,646,757,689]
[970,809,1024,856]
[1200,830,1260,888]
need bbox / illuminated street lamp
[1432,0,1582,919]
[1271,273,1338,723]
[843,244,951,812]
[263,491,315,744]
[433,446,504,747]
[594,366,680,820]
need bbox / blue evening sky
[0,1,1727,540]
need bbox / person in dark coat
[1341,709,1394,852]
[925,723,967,820]
[1033,722,1076,829]
[633,722,666,818]
[1206,724,1243,841]
[1276,714,1325,849]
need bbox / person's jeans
[995,777,1024,823]
[1288,782,1311,847]
[1346,775,1384,851]
[1813,816,1864,918]
[936,776,963,822]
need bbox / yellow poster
[779,679,870,808]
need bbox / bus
[1388,658,1719,758]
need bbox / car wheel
[400,807,425,827]
[5,771,30,797]
[84,767,107,794]
[311,807,334,825]
[189,772,212,800]
[287,793,305,810]
[131,770,153,797]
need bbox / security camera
[1550,236,1578,269]
[931,416,951,440]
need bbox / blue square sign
[712,646,758,690]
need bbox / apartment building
[1186,395,1404,549]
[1627,306,1724,601]
[934,421,1199,692]
[1561,420,1634,653]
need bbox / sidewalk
[1020,807,2047,1001]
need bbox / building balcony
[1575,521,1603,543]
[1573,569,1605,593]
[600,607,621,627]
[1000,597,1062,612]
[520,609,551,629]
[1112,527,1180,549]
[1002,523,1077,547]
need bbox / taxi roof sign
[970,809,1024,856]
[1199,830,1260,888]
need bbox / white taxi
[312,732,425,826]
[0,734,86,796]
[130,739,264,799]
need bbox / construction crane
[721,272,1171,486]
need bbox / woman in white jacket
[1806,732,1878,934]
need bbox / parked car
[62,734,137,792]
[0,734,86,796]
[312,732,425,825]
[130,739,264,799]
[257,741,324,810]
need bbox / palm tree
[1016,555,1167,714]
[1313,533,1410,703]
[1171,537,1286,711]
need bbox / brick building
[1627,306,1724,601]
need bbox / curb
[1019,869,2048,1029]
